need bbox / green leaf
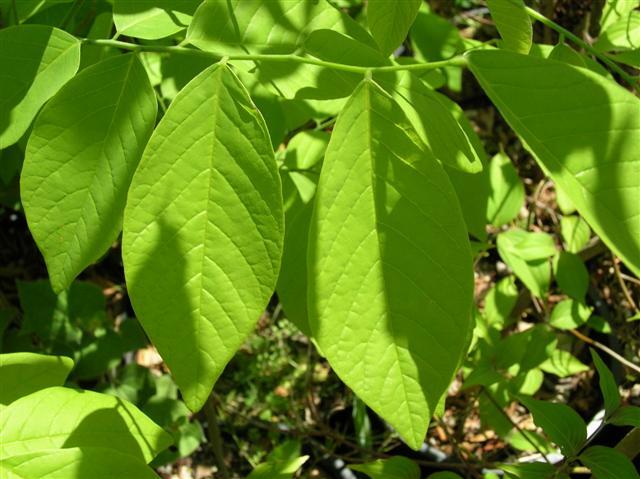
[277,131,328,335]
[0,447,160,479]
[609,405,640,426]
[0,353,73,405]
[600,0,640,30]
[501,462,556,479]
[497,229,554,298]
[487,152,525,227]
[351,456,420,479]
[367,0,421,57]
[0,25,80,149]
[113,0,201,40]
[506,428,553,454]
[427,473,463,479]
[379,72,483,174]
[580,445,640,479]
[467,50,640,277]
[0,386,172,462]
[590,349,621,416]
[487,0,532,54]
[123,63,283,412]
[247,441,308,479]
[560,215,590,253]
[308,79,473,449]
[553,252,589,300]
[518,395,587,456]
[22,54,157,293]
[539,349,589,377]
[595,11,640,52]
[548,299,592,330]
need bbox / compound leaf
[0,353,73,405]
[0,25,80,149]
[468,50,640,276]
[123,63,283,412]
[0,387,171,462]
[22,54,157,293]
[308,79,473,449]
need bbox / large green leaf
[123,63,283,413]
[0,387,172,462]
[600,0,640,30]
[518,395,587,457]
[595,11,640,52]
[187,0,382,99]
[113,0,202,40]
[468,50,640,276]
[21,54,157,293]
[308,79,473,449]
[486,0,532,54]
[0,353,73,405]
[367,0,421,57]
[580,446,640,479]
[0,447,159,478]
[0,25,80,149]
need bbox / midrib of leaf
[472,65,637,252]
[55,55,137,289]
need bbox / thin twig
[203,396,230,479]
[481,388,552,464]
[611,255,639,313]
[568,329,640,374]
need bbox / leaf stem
[203,396,230,479]
[80,38,467,74]
[567,328,640,374]
[523,6,639,88]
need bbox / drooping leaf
[308,79,473,449]
[277,131,328,335]
[560,215,591,253]
[379,72,483,174]
[0,353,73,405]
[0,447,159,479]
[487,0,532,54]
[487,152,525,227]
[468,50,640,276]
[554,252,589,300]
[497,229,555,298]
[590,349,620,416]
[0,25,80,148]
[351,456,420,479]
[0,386,172,462]
[22,54,157,293]
[367,0,421,57]
[113,0,201,40]
[123,63,283,412]
[610,405,640,426]
[483,276,519,328]
[580,445,640,479]
[518,395,587,456]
